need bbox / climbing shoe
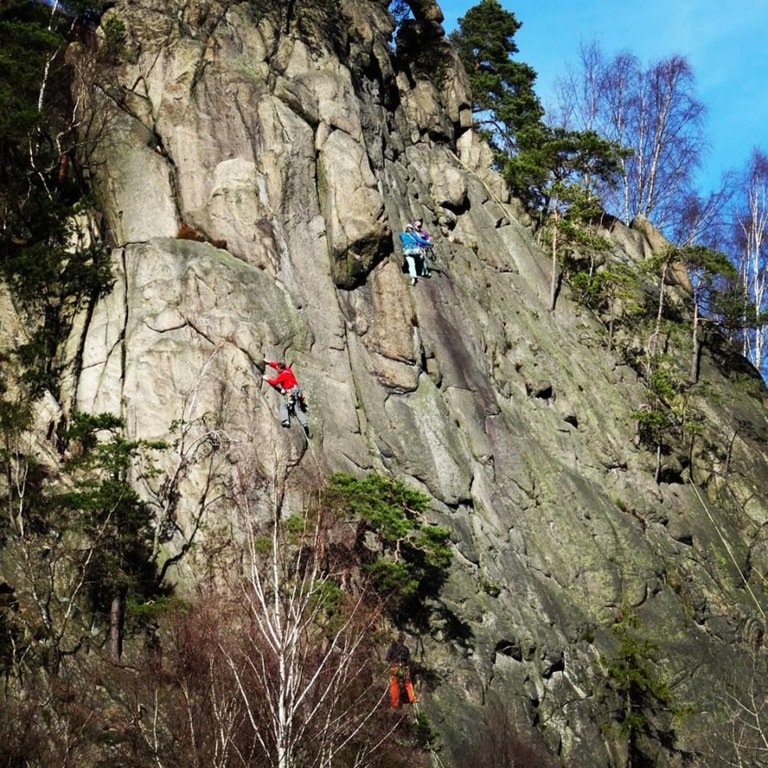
[281,421,290,428]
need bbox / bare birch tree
[555,43,707,234]
[223,470,393,768]
[690,652,768,768]
[731,149,768,374]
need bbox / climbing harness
[287,386,308,413]
[388,664,416,709]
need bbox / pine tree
[0,1,112,397]
[449,0,543,157]
[450,1,624,225]
[57,413,164,660]
[667,245,739,383]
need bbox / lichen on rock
[3,1,768,766]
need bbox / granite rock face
[15,0,768,764]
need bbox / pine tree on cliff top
[449,1,621,208]
[449,0,543,157]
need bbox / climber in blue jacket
[398,224,431,286]
[413,219,433,277]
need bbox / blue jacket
[399,230,430,253]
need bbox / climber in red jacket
[263,359,310,436]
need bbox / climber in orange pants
[386,633,415,708]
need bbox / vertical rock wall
[48,0,768,764]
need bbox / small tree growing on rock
[0,405,164,670]
[595,609,684,766]
[449,0,543,159]
[323,472,453,628]
[56,412,165,661]
[670,244,738,383]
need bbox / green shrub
[413,710,438,748]
[596,609,686,762]
[325,473,453,623]
[102,14,126,59]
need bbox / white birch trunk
[738,158,768,373]
[224,488,388,768]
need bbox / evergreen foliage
[597,611,683,763]
[570,267,626,311]
[563,240,743,482]
[0,0,112,397]
[57,412,164,614]
[0,2,60,145]
[449,0,543,158]
[325,472,453,622]
[450,1,624,216]
[509,126,625,212]
[672,245,738,317]
[101,13,126,59]
[450,1,626,318]
[631,355,680,460]
[0,408,164,672]
[538,165,619,311]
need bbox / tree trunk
[647,260,668,371]
[549,210,559,312]
[690,301,700,383]
[608,298,616,352]
[110,593,122,661]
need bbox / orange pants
[389,665,415,708]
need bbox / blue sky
[439,0,768,194]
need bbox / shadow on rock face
[332,237,391,289]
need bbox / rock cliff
[8,0,768,764]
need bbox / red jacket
[265,360,298,391]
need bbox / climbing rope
[302,416,321,470]
[690,481,766,620]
